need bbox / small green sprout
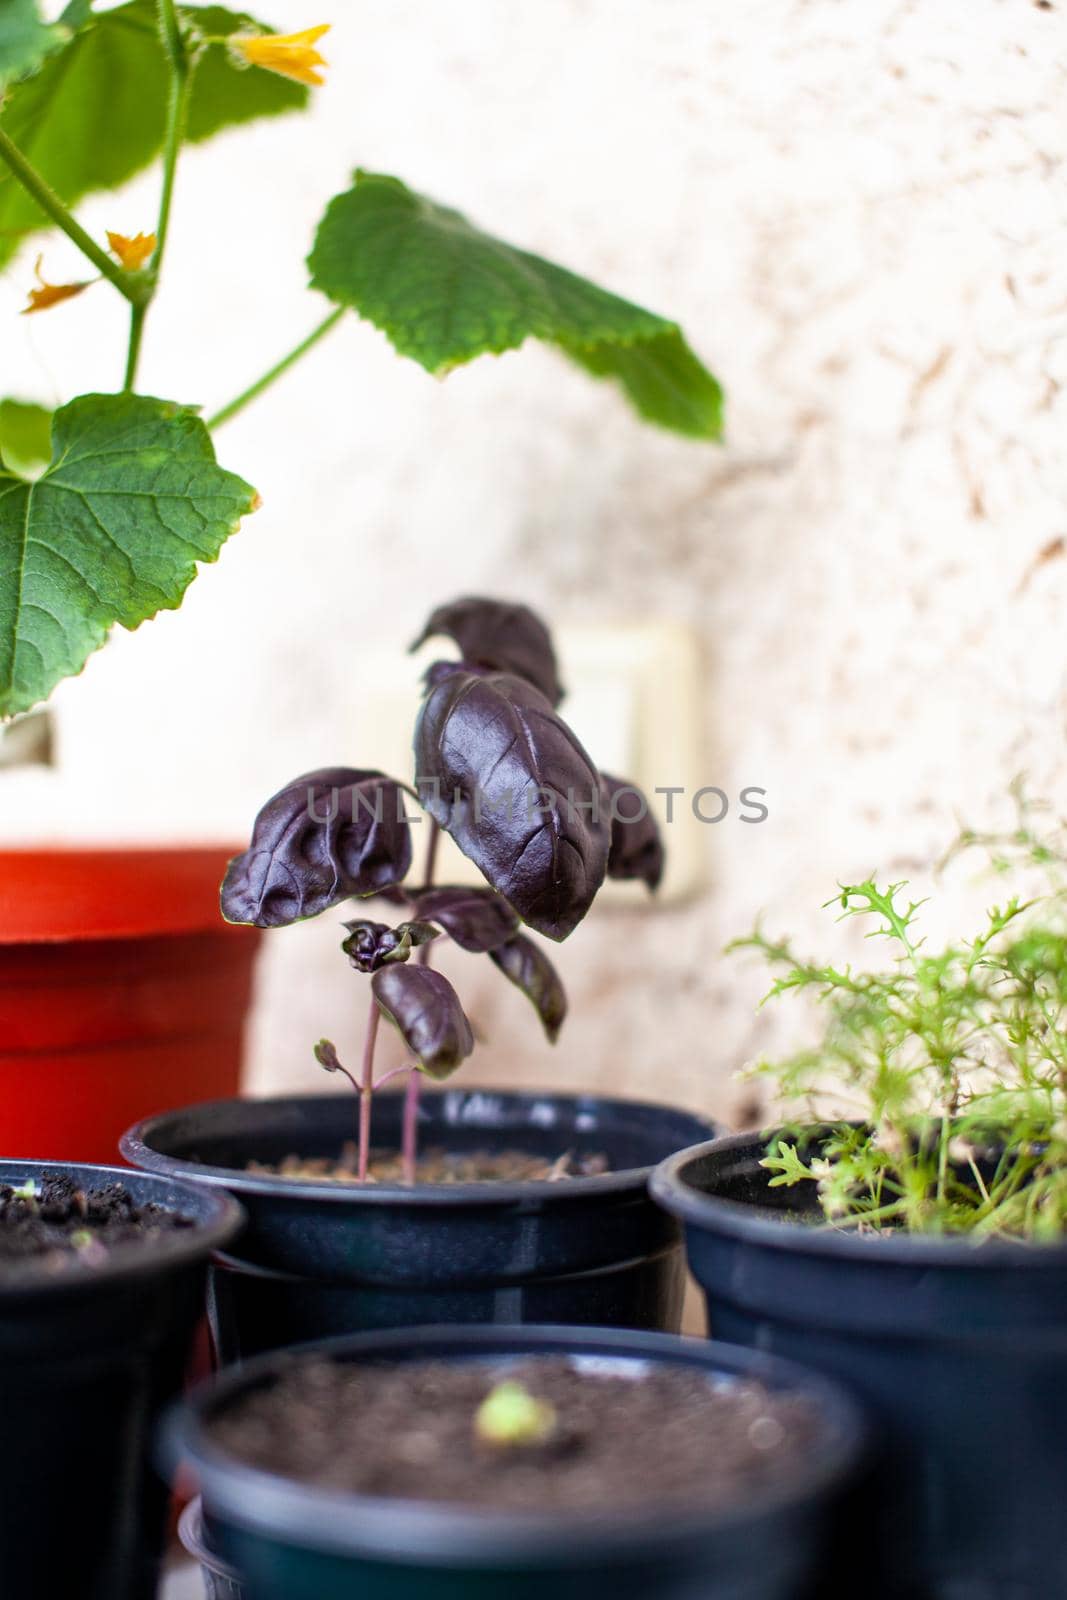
[474,1381,557,1448]
[11,1178,37,1206]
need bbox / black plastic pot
[179,1498,244,1600]
[651,1131,1067,1600]
[0,1160,242,1600]
[121,1090,715,1359]
[166,1321,865,1600]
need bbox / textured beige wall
[3,0,1066,1127]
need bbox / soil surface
[0,1173,194,1273]
[209,1355,820,1514]
[246,1145,611,1184]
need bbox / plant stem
[936,1109,951,1208]
[153,0,191,272]
[123,0,191,391]
[123,304,148,392]
[358,994,380,1183]
[402,1068,421,1185]
[422,816,441,892]
[403,817,443,1177]
[0,129,144,303]
[417,820,441,964]
[207,309,345,430]
[374,1064,412,1091]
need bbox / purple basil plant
[221,597,664,1183]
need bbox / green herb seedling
[732,797,1067,1241]
[474,1381,557,1449]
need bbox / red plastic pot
[0,847,260,1161]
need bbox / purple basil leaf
[489,933,568,1043]
[342,918,439,972]
[414,670,609,942]
[221,767,412,928]
[371,964,475,1080]
[410,885,519,953]
[421,660,475,692]
[411,596,563,706]
[601,773,665,892]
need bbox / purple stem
[358,994,380,1183]
[420,816,441,907]
[375,1063,413,1091]
[402,1067,422,1184]
[403,817,441,1179]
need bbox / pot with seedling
[0,1159,241,1599]
[165,1322,865,1600]
[652,804,1067,1599]
[124,598,715,1356]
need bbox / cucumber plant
[0,3,722,721]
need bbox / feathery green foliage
[733,796,1067,1240]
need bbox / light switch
[556,622,707,904]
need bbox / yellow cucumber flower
[107,231,157,272]
[232,24,330,87]
[22,256,92,314]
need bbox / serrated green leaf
[0,2,308,269]
[0,399,52,477]
[0,0,67,88]
[562,329,723,440]
[308,171,724,441]
[0,393,257,717]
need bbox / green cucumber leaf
[0,392,257,716]
[0,0,68,87]
[0,399,52,477]
[308,170,723,440]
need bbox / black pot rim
[0,1159,244,1299]
[178,1496,242,1585]
[122,1089,716,1209]
[651,1129,1067,1267]
[165,1322,866,1566]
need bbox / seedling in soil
[474,1380,558,1448]
[222,596,664,1183]
[732,791,1067,1239]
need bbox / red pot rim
[0,845,244,943]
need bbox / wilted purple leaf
[414,670,608,941]
[490,932,567,1043]
[602,773,665,892]
[371,964,475,1080]
[221,767,412,928]
[411,596,563,706]
[410,885,519,952]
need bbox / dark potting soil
[246,1145,611,1184]
[209,1356,820,1515]
[0,1172,195,1273]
